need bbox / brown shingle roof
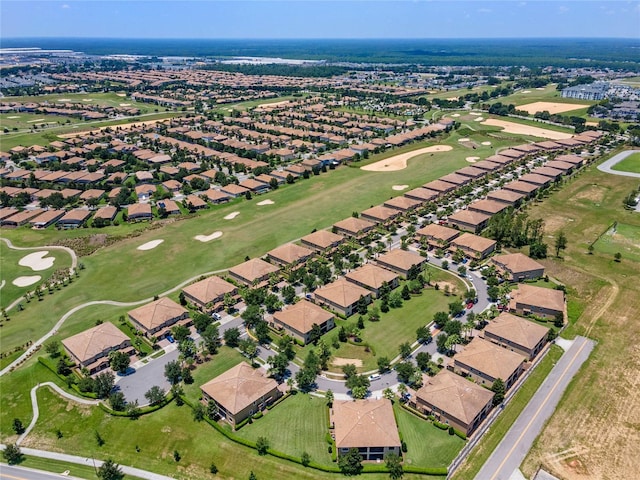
[128,297,188,331]
[333,217,375,235]
[346,264,399,290]
[417,370,493,425]
[272,299,334,335]
[491,253,544,276]
[183,276,236,305]
[510,284,565,312]
[267,243,314,265]
[450,233,497,253]
[200,362,278,415]
[314,279,371,308]
[229,258,280,283]
[62,322,130,363]
[484,312,549,351]
[376,249,425,272]
[455,337,525,381]
[416,223,461,242]
[333,399,401,449]
[300,230,344,250]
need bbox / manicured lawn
[611,152,640,174]
[0,241,72,310]
[394,403,465,469]
[17,455,147,480]
[452,345,563,480]
[233,393,332,466]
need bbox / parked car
[369,374,381,381]
[212,312,222,321]
[166,335,175,343]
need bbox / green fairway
[233,393,332,465]
[394,403,465,469]
[1,92,160,113]
[611,152,640,174]
[0,112,84,130]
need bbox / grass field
[0,242,72,310]
[2,92,160,113]
[611,151,640,174]
[593,222,640,263]
[394,403,465,469]
[16,455,147,480]
[506,154,640,480]
[452,345,564,480]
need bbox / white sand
[116,93,127,97]
[392,185,409,191]
[522,90,531,94]
[458,138,471,142]
[137,239,164,251]
[481,118,573,140]
[481,141,492,146]
[82,98,93,101]
[451,113,460,117]
[13,275,41,287]
[224,211,240,219]
[27,118,45,123]
[536,87,545,90]
[19,251,55,271]
[474,117,485,122]
[7,116,20,119]
[257,199,275,206]
[258,100,290,108]
[518,101,590,115]
[361,145,453,172]
[119,103,131,107]
[470,112,482,116]
[466,157,480,163]
[194,231,223,243]
[58,98,72,102]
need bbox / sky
[1,1,639,39]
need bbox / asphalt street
[597,149,640,178]
[474,335,595,480]
[0,465,81,480]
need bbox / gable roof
[62,322,130,363]
[267,243,314,265]
[229,258,280,283]
[492,253,544,275]
[454,337,525,381]
[200,362,278,415]
[333,399,401,449]
[128,297,188,331]
[417,370,493,425]
[272,299,334,335]
[333,217,375,235]
[511,284,565,312]
[451,233,497,253]
[484,312,550,350]
[183,276,236,305]
[416,223,461,242]
[301,229,344,249]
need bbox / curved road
[597,149,640,178]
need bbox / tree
[401,285,411,301]
[224,327,241,347]
[399,342,412,359]
[254,320,271,345]
[339,447,363,476]
[554,311,565,328]
[171,324,190,342]
[491,378,506,406]
[416,352,431,372]
[448,300,464,317]
[94,371,115,398]
[165,360,182,385]
[256,436,270,455]
[281,285,296,304]
[192,312,212,332]
[433,311,449,326]
[239,338,258,363]
[108,392,126,411]
[267,352,289,380]
[45,340,61,357]
[457,265,467,277]
[554,230,568,257]
[192,403,206,422]
[487,286,501,302]
[529,242,548,259]
[377,356,391,373]
[614,252,622,262]
[109,351,130,374]
[416,326,432,344]
[395,362,416,384]
[2,443,23,465]
[301,451,311,467]
[308,323,323,345]
[346,374,370,394]
[436,333,449,353]
[249,472,257,480]
[356,295,369,315]
[12,418,25,434]
[342,363,358,379]
[201,323,220,355]
[242,304,263,328]
[210,463,218,474]
[145,386,166,405]
[57,357,71,376]
[325,389,334,407]
[386,452,404,480]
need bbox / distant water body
[2,38,639,67]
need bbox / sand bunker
[481,141,492,146]
[392,185,409,191]
[481,118,573,140]
[466,157,480,163]
[7,116,20,119]
[458,138,470,142]
[332,357,363,367]
[58,98,72,102]
[116,93,127,97]
[137,239,164,251]
[470,112,482,116]
[361,145,453,172]
[13,275,41,287]
[27,118,45,123]
[224,211,240,219]
[19,251,55,271]
[194,231,223,243]
[258,100,290,108]
[474,117,485,122]
[82,98,93,101]
[536,87,545,90]
[119,103,131,107]
[257,199,275,206]
[522,90,531,94]
[451,113,460,117]
[518,101,590,115]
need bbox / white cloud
[61,4,70,9]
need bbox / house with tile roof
[62,322,133,374]
[482,312,549,360]
[272,300,335,345]
[128,297,190,339]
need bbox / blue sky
[2,1,639,39]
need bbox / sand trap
[116,93,127,97]
[392,185,409,191]
[82,98,93,101]
[332,357,363,367]
[536,87,545,90]
[451,113,460,117]
[194,231,223,242]
[481,141,492,146]
[522,90,531,94]
[258,100,290,108]
[466,157,480,163]
[458,138,470,142]
[119,103,131,107]
[474,117,485,122]
[470,112,482,116]
[58,98,72,102]
[361,145,453,172]
[518,101,590,115]
[7,115,20,119]
[137,239,164,251]
[481,118,573,140]
[58,119,168,138]
[13,275,41,287]
[224,211,240,219]
[27,118,45,123]
[19,251,55,271]
[257,199,275,206]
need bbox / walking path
[597,149,640,178]
[474,335,596,480]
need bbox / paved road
[475,335,595,480]
[0,464,84,480]
[597,149,640,178]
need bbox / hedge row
[98,392,174,417]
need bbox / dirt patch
[361,145,453,172]
[573,185,606,203]
[331,357,363,367]
[518,101,590,115]
[435,281,458,295]
[481,118,573,140]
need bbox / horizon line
[2,36,638,41]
